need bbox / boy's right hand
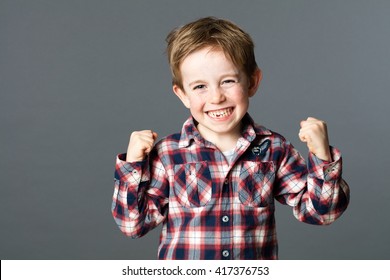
[126,130,158,162]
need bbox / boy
[112,17,350,260]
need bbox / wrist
[126,153,145,163]
[313,148,332,162]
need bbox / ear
[248,68,262,97]
[173,84,191,109]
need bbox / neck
[214,137,239,152]
[197,126,241,152]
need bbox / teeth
[207,108,233,118]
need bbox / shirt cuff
[308,146,342,181]
[114,153,146,184]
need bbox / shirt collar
[178,113,272,148]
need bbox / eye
[193,84,206,90]
[222,79,236,85]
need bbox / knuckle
[130,131,140,137]
[318,121,326,129]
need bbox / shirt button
[222,250,230,257]
[224,179,229,185]
[222,216,229,223]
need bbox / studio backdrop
[1,0,389,259]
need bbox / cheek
[188,96,205,110]
[230,89,249,104]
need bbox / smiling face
[173,47,262,145]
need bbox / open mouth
[206,107,234,119]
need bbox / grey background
[1,0,389,260]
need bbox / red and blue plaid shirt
[112,114,350,259]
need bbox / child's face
[173,47,261,142]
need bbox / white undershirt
[222,149,235,164]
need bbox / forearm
[111,154,166,238]
[293,148,350,225]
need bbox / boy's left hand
[299,117,332,161]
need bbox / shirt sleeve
[111,149,169,238]
[274,142,350,225]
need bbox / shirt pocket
[238,161,275,207]
[173,162,212,208]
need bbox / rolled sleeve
[308,146,342,182]
[114,153,150,185]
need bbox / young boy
[112,17,350,260]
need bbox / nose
[208,87,226,104]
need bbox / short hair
[166,17,258,90]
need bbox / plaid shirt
[112,114,350,259]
